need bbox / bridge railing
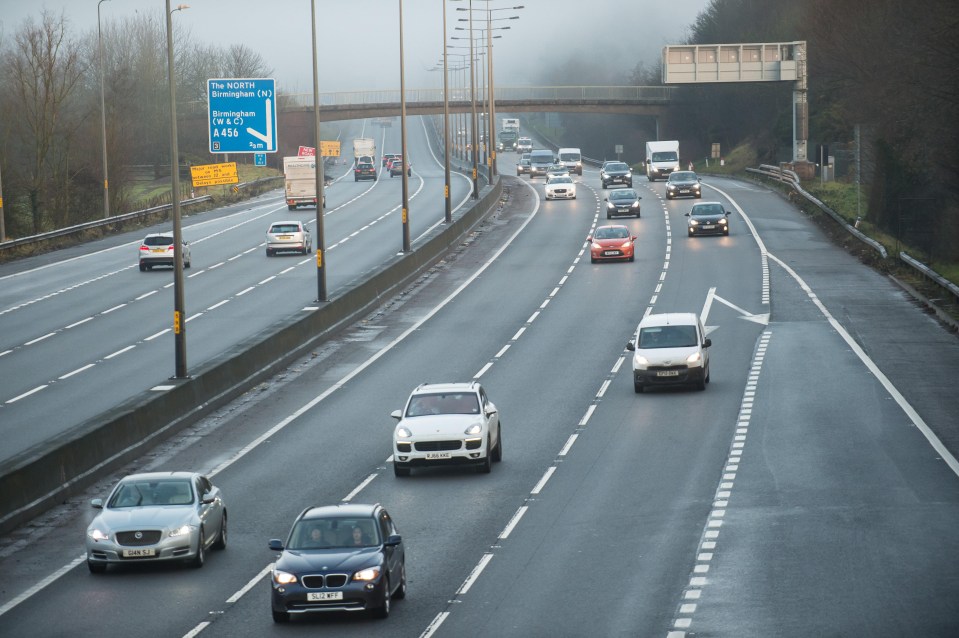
[186,86,674,113]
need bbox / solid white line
[342,473,377,502]
[531,466,556,495]
[456,553,494,594]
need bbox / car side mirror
[645,158,651,164]
[268,539,284,551]
[703,338,712,348]
[390,409,402,420]
[91,498,103,509]
[201,493,216,505]
[586,236,593,242]
[626,341,635,351]
[725,210,731,216]
[385,534,402,547]
[684,212,690,216]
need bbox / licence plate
[656,370,680,377]
[277,235,292,239]
[426,452,451,460]
[307,591,344,602]
[151,248,166,253]
[603,250,619,256]
[122,548,156,557]
[679,189,690,193]
[701,224,715,230]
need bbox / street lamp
[441,0,452,223]
[97,0,111,219]
[165,1,189,378]
[399,0,411,252]
[310,0,327,301]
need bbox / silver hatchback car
[266,220,313,256]
[86,471,227,573]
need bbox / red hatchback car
[588,225,636,263]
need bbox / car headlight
[689,219,699,226]
[606,202,616,210]
[631,202,640,208]
[88,528,109,542]
[464,423,483,435]
[686,351,703,365]
[620,240,633,249]
[273,569,298,585]
[718,217,728,225]
[591,242,602,250]
[169,524,196,538]
[396,426,412,438]
[353,566,381,582]
[633,354,649,368]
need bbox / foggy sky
[0,0,711,93]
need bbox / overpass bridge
[187,85,676,121]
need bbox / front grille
[465,439,482,450]
[302,573,348,589]
[414,440,461,452]
[116,530,162,546]
[396,442,412,453]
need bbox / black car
[269,503,406,622]
[605,188,642,218]
[686,201,730,236]
[354,162,377,182]
[665,171,702,199]
[601,161,633,188]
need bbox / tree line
[0,9,272,239]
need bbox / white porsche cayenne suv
[390,382,502,476]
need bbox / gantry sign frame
[662,41,808,163]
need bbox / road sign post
[208,78,278,154]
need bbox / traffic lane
[708,175,959,459]
[687,315,959,636]
[433,315,765,637]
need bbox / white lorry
[353,138,376,164]
[502,117,520,132]
[644,140,680,181]
[283,156,326,211]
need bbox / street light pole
[310,0,327,301]
[441,0,452,223]
[467,1,478,198]
[165,1,189,378]
[399,0,411,252]
[97,0,111,219]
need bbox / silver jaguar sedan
[85,471,227,573]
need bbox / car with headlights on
[266,220,312,256]
[686,201,730,236]
[600,161,633,188]
[85,471,226,573]
[588,224,636,263]
[269,503,406,622]
[138,233,191,271]
[605,188,642,218]
[516,137,533,153]
[626,312,711,392]
[391,382,501,476]
[665,171,702,199]
[545,175,577,200]
[516,157,531,175]
[546,163,569,178]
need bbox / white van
[557,147,582,175]
[625,312,711,393]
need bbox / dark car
[600,161,633,188]
[605,188,642,218]
[269,503,406,622]
[354,162,377,182]
[665,171,702,199]
[686,201,730,236]
[389,160,411,177]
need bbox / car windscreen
[639,325,698,349]
[691,204,724,217]
[109,479,194,507]
[670,172,696,182]
[548,177,572,184]
[606,163,629,171]
[559,153,580,161]
[406,392,480,417]
[609,190,637,201]
[594,227,629,240]
[652,151,678,162]
[289,517,380,550]
[530,152,553,164]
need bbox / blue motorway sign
[254,153,266,166]
[207,78,277,154]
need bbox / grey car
[86,471,227,573]
[665,171,702,199]
[266,220,313,256]
[686,201,730,236]
[138,233,191,271]
[600,162,633,188]
[605,188,642,218]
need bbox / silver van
[626,312,711,392]
[528,149,555,179]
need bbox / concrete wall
[0,180,503,535]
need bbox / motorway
[0,116,473,465]
[1,149,959,637]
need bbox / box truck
[353,138,376,164]
[645,140,680,181]
[283,156,326,210]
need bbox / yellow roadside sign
[320,141,341,157]
[190,162,238,187]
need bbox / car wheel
[666,193,672,200]
[477,437,492,474]
[601,182,607,189]
[590,256,597,263]
[213,513,227,550]
[393,463,411,477]
[634,381,644,394]
[606,212,611,219]
[724,229,730,236]
[184,259,191,269]
[629,255,635,262]
[87,560,106,574]
[272,610,289,624]
[354,176,359,182]
[146,264,152,271]
[288,205,295,211]
[374,578,391,619]
[393,562,408,599]
[626,181,633,187]
[191,530,206,568]
[696,193,702,199]
[705,362,711,383]
[139,264,146,272]
[266,249,272,257]
[492,427,503,462]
